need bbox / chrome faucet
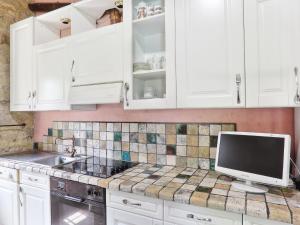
[55,135,77,158]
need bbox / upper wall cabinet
[245,0,300,107]
[10,18,34,111]
[70,24,123,87]
[123,0,177,109]
[33,38,71,111]
[176,0,245,108]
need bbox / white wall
[296,109,300,168]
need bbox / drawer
[164,201,242,225]
[107,190,164,220]
[20,171,49,190]
[0,166,18,182]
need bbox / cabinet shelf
[133,13,165,36]
[133,69,166,80]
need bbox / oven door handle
[64,195,84,203]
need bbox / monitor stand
[232,180,269,193]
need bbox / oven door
[51,192,106,225]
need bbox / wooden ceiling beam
[28,2,71,12]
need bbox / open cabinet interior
[132,0,166,100]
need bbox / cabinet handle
[71,60,75,83]
[122,199,141,206]
[187,214,212,222]
[294,67,300,104]
[28,177,38,182]
[32,90,37,109]
[19,187,23,207]
[236,74,242,104]
[27,92,32,109]
[124,83,130,107]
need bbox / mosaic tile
[177,135,187,145]
[199,158,210,170]
[157,155,167,165]
[167,155,176,166]
[157,144,166,154]
[176,156,187,167]
[146,124,156,133]
[226,197,245,214]
[268,203,291,223]
[139,153,147,163]
[210,136,218,148]
[266,193,287,205]
[156,134,166,144]
[129,123,138,132]
[156,124,165,134]
[147,144,156,154]
[247,193,265,202]
[147,133,156,144]
[159,187,179,201]
[122,152,131,161]
[167,145,176,155]
[222,124,235,131]
[148,154,156,164]
[174,189,193,204]
[138,144,147,153]
[208,194,226,210]
[210,124,221,136]
[166,124,176,135]
[187,124,198,135]
[187,146,198,157]
[145,184,163,198]
[200,178,217,188]
[138,123,147,133]
[211,188,228,196]
[187,158,198,169]
[113,123,122,132]
[199,136,210,147]
[199,124,210,135]
[121,123,129,132]
[132,182,150,195]
[209,159,215,170]
[176,124,187,135]
[166,135,176,145]
[187,135,198,146]
[246,200,268,219]
[138,133,147,144]
[176,146,186,156]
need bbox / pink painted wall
[34,104,295,151]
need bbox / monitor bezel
[215,131,291,187]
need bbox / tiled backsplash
[43,122,236,169]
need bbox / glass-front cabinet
[123,0,176,109]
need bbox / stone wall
[0,0,33,154]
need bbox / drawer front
[20,171,49,190]
[0,166,18,182]
[107,191,164,220]
[164,201,242,225]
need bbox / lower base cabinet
[107,207,163,225]
[0,179,19,225]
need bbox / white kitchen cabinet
[70,23,123,87]
[33,39,71,111]
[164,201,242,225]
[10,17,34,111]
[123,0,176,109]
[19,184,51,225]
[0,167,19,225]
[107,207,163,225]
[176,0,245,108]
[245,0,300,107]
[19,171,50,225]
[243,215,291,225]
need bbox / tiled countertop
[1,159,300,225]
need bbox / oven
[50,177,106,225]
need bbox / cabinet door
[176,0,245,108]
[107,207,162,225]
[243,215,291,225]
[0,180,19,225]
[19,184,51,225]
[70,24,123,87]
[245,0,298,107]
[10,17,34,111]
[123,0,176,110]
[33,39,71,111]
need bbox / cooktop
[54,157,138,178]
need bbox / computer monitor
[215,132,291,193]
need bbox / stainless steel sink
[0,152,83,167]
[33,155,79,167]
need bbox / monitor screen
[217,134,285,179]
